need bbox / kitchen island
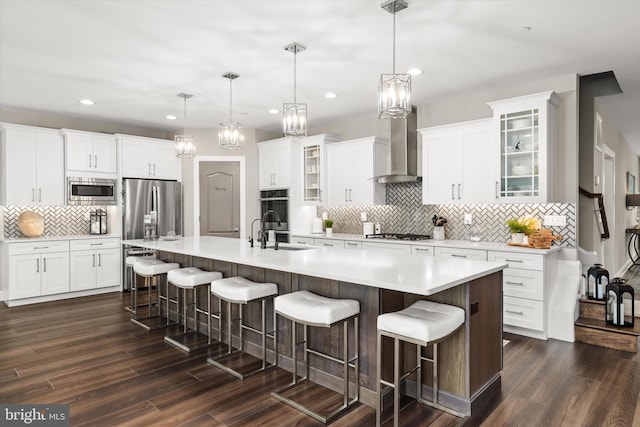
[122,236,507,417]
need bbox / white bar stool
[376,300,466,427]
[207,276,278,379]
[124,255,155,313]
[271,290,360,424]
[163,267,223,352]
[131,258,180,330]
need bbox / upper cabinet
[1,123,65,206]
[63,129,117,176]
[300,134,340,205]
[118,135,181,181]
[421,119,493,204]
[258,138,293,189]
[488,91,559,203]
[326,136,388,205]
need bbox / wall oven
[259,189,290,243]
[67,177,117,205]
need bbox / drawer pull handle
[323,243,334,247]
[451,254,467,258]
[505,259,524,263]
[90,243,103,246]
[415,248,429,252]
[346,243,357,246]
[506,309,524,315]
[33,246,49,249]
[506,281,524,286]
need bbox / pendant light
[175,92,196,158]
[283,42,307,138]
[378,0,411,119]
[219,72,244,150]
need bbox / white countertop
[122,236,507,296]
[2,234,120,243]
[291,232,563,255]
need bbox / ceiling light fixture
[283,42,307,138]
[324,92,338,99]
[378,0,411,119]
[166,115,177,120]
[175,92,196,158]
[79,99,94,105]
[219,72,244,150]
[268,108,279,114]
[407,68,423,76]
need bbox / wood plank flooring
[2,292,639,426]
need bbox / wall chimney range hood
[371,106,418,183]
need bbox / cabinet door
[460,126,493,203]
[36,132,65,205]
[41,252,70,295]
[348,143,375,204]
[66,134,94,172]
[4,129,38,205]
[258,143,276,189]
[9,254,41,299]
[303,144,322,203]
[91,136,117,174]
[273,141,291,188]
[362,241,411,254]
[96,248,120,288]
[70,250,97,291]
[151,141,180,180]
[326,144,350,204]
[435,247,487,261]
[423,133,462,204]
[121,140,152,178]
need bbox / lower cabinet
[70,239,121,291]
[313,238,344,249]
[434,246,487,261]
[8,241,70,299]
[361,241,411,254]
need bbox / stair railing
[579,187,610,240]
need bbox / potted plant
[432,215,447,240]
[506,217,534,243]
[324,219,334,236]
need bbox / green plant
[323,219,334,229]
[506,217,533,234]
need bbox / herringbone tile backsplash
[3,206,109,238]
[319,181,576,247]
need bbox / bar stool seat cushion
[126,255,155,266]
[133,258,180,276]
[275,290,359,326]
[211,276,278,303]
[168,267,222,289]
[377,300,464,343]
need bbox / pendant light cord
[183,95,187,134]
[293,48,297,104]
[392,7,396,74]
[229,78,233,122]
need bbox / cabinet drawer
[362,241,411,254]
[8,240,69,255]
[435,247,486,261]
[344,241,362,250]
[70,238,120,251]
[290,236,314,245]
[503,295,544,331]
[487,251,543,270]
[411,245,434,256]
[313,238,344,248]
[503,268,544,300]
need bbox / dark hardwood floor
[1,292,639,426]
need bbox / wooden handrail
[579,187,610,240]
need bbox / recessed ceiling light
[517,26,531,33]
[166,115,177,120]
[79,99,94,105]
[407,68,423,76]
[324,92,338,99]
[268,109,279,114]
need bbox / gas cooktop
[365,233,431,241]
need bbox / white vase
[511,232,524,243]
[433,226,445,241]
[326,228,333,236]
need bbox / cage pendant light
[378,0,411,119]
[283,42,307,138]
[219,72,244,150]
[175,92,196,158]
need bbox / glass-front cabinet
[488,91,559,203]
[300,134,340,205]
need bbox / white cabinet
[362,241,411,254]
[69,238,121,291]
[487,91,559,203]
[313,238,344,249]
[291,236,315,245]
[118,135,181,180]
[63,130,117,175]
[300,134,340,204]
[326,137,388,205]
[7,240,70,299]
[434,246,487,261]
[344,240,362,250]
[411,244,434,256]
[488,250,557,339]
[421,119,493,204]
[258,138,293,189]
[1,123,65,206]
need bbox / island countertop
[122,236,507,296]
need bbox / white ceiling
[1,0,639,150]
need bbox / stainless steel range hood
[371,106,418,183]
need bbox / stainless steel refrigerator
[122,178,182,289]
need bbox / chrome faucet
[249,218,262,248]
[260,210,282,249]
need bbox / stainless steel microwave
[67,177,117,205]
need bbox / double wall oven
[259,189,290,243]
